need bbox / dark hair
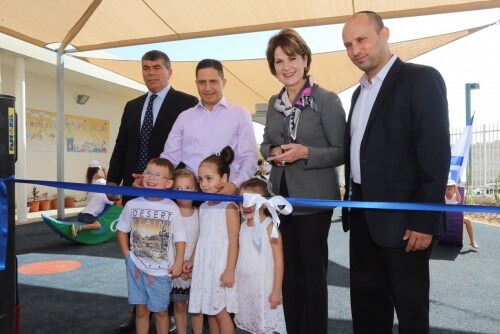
[353,11,384,33]
[85,167,100,184]
[142,50,171,70]
[173,169,199,191]
[196,58,224,79]
[239,177,272,197]
[147,157,175,179]
[200,146,234,178]
[266,28,312,78]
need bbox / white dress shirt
[350,55,397,184]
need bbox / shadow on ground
[19,285,130,334]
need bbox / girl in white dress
[71,160,114,238]
[170,169,203,334]
[235,177,287,334]
[185,146,240,334]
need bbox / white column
[14,57,27,223]
[56,51,65,219]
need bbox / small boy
[117,157,186,334]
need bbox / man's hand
[106,182,120,201]
[403,229,433,252]
[131,173,143,188]
[215,182,237,195]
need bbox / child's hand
[169,262,183,277]
[183,261,193,274]
[268,290,282,309]
[180,272,191,280]
[219,270,235,288]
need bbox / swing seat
[42,204,123,245]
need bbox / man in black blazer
[341,12,450,333]
[107,50,198,203]
[106,50,197,332]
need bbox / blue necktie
[137,94,157,173]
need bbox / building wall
[1,63,142,203]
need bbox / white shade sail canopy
[79,24,491,113]
[0,0,498,52]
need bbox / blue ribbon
[10,178,500,214]
[1,176,500,271]
[0,176,14,271]
[1,176,499,271]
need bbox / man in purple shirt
[161,59,258,194]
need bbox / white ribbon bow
[242,193,293,252]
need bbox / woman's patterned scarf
[274,76,318,142]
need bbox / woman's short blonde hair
[266,28,312,78]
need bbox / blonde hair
[173,169,199,190]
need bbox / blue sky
[106,8,500,129]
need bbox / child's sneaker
[71,224,79,238]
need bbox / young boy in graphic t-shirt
[117,158,186,334]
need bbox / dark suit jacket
[107,87,198,190]
[342,58,451,248]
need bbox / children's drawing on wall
[26,109,109,153]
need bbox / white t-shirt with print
[117,197,187,276]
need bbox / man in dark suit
[107,50,198,202]
[106,50,197,332]
[341,11,450,333]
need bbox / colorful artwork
[26,109,109,153]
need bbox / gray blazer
[261,85,346,215]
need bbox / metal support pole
[465,83,480,186]
[56,51,65,219]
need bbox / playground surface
[15,211,500,333]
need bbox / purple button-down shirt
[161,97,258,187]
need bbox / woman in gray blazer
[260,28,346,334]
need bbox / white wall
[1,63,141,203]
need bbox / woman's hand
[267,143,308,165]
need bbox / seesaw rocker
[42,204,123,245]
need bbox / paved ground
[16,212,500,333]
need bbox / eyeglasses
[142,171,170,181]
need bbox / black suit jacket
[342,58,451,247]
[107,87,198,190]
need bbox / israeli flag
[449,116,474,183]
